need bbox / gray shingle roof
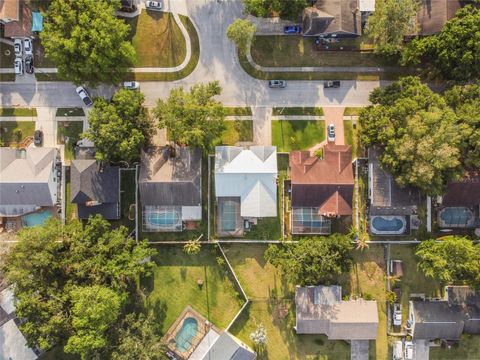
[411,301,465,340]
[201,332,256,360]
[70,160,120,219]
[139,146,202,207]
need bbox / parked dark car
[25,55,34,74]
[284,25,302,34]
[324,80,341,88]
[34,130,43,146]
[268,80,287,88]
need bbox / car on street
[327,123,335,142]
[146,1,162,10]
[123,81,140,90]
[393,341,403,360]
[324,80,341,88]
[34,130,43,146]
[268,80,286,88]
[23,38,33,55]
[14,39,22,56]
[14,58,23,75]
[393,303,402,326]
[284,25,301,34]
[404,341,414,360]
[75,86,93,107]
[25,55,34,74]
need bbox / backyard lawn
[224,244,389,360]
[251,36,385,68]
[145,245,244,333]
[0,121,35,146]
[272,107,324,116]
[430,334,480,360]
[221,120,253,145]
[272,120,325,152]
[57,121,84,161]
[389,245,442,327]
[126,11,186,68]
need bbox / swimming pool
[438,207,474,228]
[22,209,53,227]
[144,208,181,231]
[175,317,198,352]
[370,216,406,235]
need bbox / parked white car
[327,123,335,142]
[23,38,33,55]
[14,58,23,75]
[14,39,22,56]
[404,341,414,360]
[123,81,140,90]
[392,341,403,360]
[75,86,93,107]
[146,1,162,10]
[393,303,402,326]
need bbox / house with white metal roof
[214,146,277,236]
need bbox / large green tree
[227,19,256,54]
[402,6,480,81]
[153,81,226,152]
[445,83,480,169]
[416,237,480,287]
[365,0,419,56]
[264,234,353,286]
[84,89,154,163]
[2,216,156,354]
[359,77,463,195]
[112,313,168,360]
[65,286,122,358]
[243,0,307,20]
[40,0,135,85]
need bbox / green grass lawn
[221,120,253,145]
[0,108,37,116]
[56,108,85,117]
[223,244,389,359]
[57,121,84,161]
[251,36,388,68]
[126,11,186,68]
[344,107,363,116]
[65,168,76,221]
[145,245,244,333]
[0,121,35,146]
[224,107,252,116]
[430,334,480,360]
[389,245,442,327]
[271,120,325,152]
[0,42,14,68]
[272,107,324,116]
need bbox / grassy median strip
[224,107,252,116]
[56,108,85,117]
[0,108,37,117]
[272,107,323,116]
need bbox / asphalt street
[0,0,382,108]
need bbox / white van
[393,341,403,360]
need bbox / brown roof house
[302,0,361,37]
[437,172,480,228]
[139,146,202,232]
[1,0,33,38]
[410,0,473,37]
[295,285,378,359]
[289,144,354,234]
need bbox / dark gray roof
[411,301,465,340]
[369,148,423,216]
[77,203,119,220]
[302,0,361,36]
[202,332,255,360]
[139,146,202,207]
[71,160,119,204]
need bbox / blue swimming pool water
[146,211,180,227]
[439,207,473,226]
[371,216,405,232]
[22,210,53,227]
[175,317,198,352]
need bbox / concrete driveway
[323,107,345,145]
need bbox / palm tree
[183,239,201,255]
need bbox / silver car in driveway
[146,0,162,11]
